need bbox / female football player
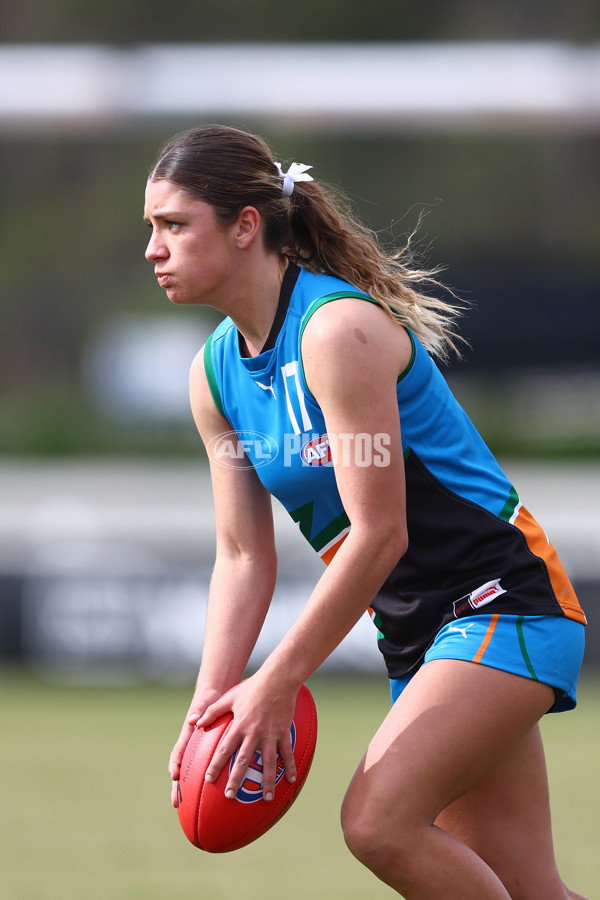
[144,125,587,899]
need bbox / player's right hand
[169,688,223,807]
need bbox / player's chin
[167,290,203,306]
[165,288,186,305]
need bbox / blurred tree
[1,0,599,43]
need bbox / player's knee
[341,800,379,866]
[340,790,416,879]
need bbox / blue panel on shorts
[390,614,585,713]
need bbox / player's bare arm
[168,348,277,801]
[203,299,412,798]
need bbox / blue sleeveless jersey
[204,267,584,677]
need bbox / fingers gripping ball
[176,684,318,852]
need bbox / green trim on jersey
[371,609,385,641]
[498,485,520,523]
[290,501,351,554]
[298,290,376,345]
[298,291,416,393]
[396,329,416,383]
[298,291,373,398]
[203,335,226,419]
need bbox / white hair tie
[274,161,314,197]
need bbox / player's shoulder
[302,296,412,372]
[189,343,213,407]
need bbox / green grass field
[1,670,598,899]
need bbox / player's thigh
[435,724,566,896]
[342,658,556,833]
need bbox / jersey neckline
[237,262,300,358]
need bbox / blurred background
[0,0,599,682]
[1,4,600,899]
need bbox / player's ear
[234,206,261,249]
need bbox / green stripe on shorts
[516,615,539,680]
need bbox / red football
[176,683,317,852]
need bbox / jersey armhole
[298,292,416,397]
[203,334,227,419]
[397,329,416,383]
[297,291,374,399]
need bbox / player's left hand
[197,671,298,801]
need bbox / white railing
[1,42,599,132]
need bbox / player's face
[144,179,237,306]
